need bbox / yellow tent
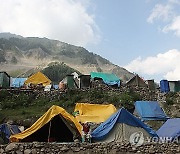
[24,72,51,86]
[74,103,117,123]
[10,105,82,142]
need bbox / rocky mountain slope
[0,33,133,81]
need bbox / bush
[166,97,174,105]
[0,90,10,101]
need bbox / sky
[0,0,180,82]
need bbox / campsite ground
[1,88,180,153]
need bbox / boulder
[5,143,18,152]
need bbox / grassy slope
[0,89,140,126]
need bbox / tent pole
[48,121,51,142]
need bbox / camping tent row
[10,101,171,143]
[10,103,116,142]
[160,79,180,93]
[60,72,121,89]
[0,71,51,89]
[1,71,155,90]
[10,105,159,143]
[7,71,121,89]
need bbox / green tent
[0,72,10,89]
[90,72,120,86]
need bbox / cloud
[168,0,180,5]
[125,49,180,80]
[163,16,180,36]
[147,3,173,23]
[0,0,100,46]
[147,0,180,37]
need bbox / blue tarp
[0,123,21,141]
[157,118,180,139]
[90,72,121,87]
[91,108,158,140]
[135,101,168,121]
[11,78,27,88]
[160,80,170,93]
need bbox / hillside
[0,33,133,82]
[42,62,81,84]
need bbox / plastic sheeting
[160,80,170,93]
[157,118,180,139]
[90,72,120,87]
[91,108,157,141]
[0,124,21,141]
[74,103,116,123]
[135,101,168,121]
[11,78,27,88]
[10,105,82,142]
[24,72,51,86]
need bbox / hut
[78,75,91,88]
[126,75,147,87]
[0,72,10,89]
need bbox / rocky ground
[0,142,180,154]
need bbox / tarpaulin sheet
[91,108,158,140]
[74,103,116,123]
[11,78,27,87]
[90,72,120,87]
[157,118,180,139]
[0,124,21,140]
[135,101,168,121]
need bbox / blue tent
[11,78,27,88]
[160,80,170,93]
[157,118,180,139]
[0,123,21,143]
[91,108,157,142]
[135,101,168,121]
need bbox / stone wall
[0,142,180,154]
[8,84,160,102]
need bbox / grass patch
[0,89,141,125]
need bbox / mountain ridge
[0,32,134,82]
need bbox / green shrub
[0,90,10,101]
[166,97,174,105]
